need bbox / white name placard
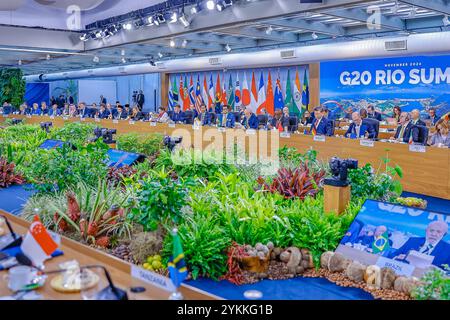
[168,123,175,128]
[129,120,136,125]
[150,122,157,127]
[80,117,85,122]
[375,256,414,277]
[26,115,32,118]
[409,144,426,153]
[94,118,101,122]
[217,127,226,133]
[112,119,119,124]
[280,132,291,138]
[360,139,375,147]
[131,265,175,292]
[62,116,69,121]
[313,135,326,142]
[246,129,257,135]
[192,125,200,130]
[2,114,9,118]
[49,116,55,120]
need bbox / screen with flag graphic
[336,199,450,277]
[168,65,309,116]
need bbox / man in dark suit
[345,112,376,139]
[309,106,333,136]
[389,221,450,269]
[136,90,145,111]
[217,105,235,128]
[367,105,382,121]
[196,105,212,126]
[392,112,419,143]
[410,109,426,126]
[77,102,91,118]
[97,104,110,119]
[99,95,107,105]
[48,103,60,117]
[114,105,128,120]
[170,105,185,123]
[241,107,259,129]
[425,108,439,126]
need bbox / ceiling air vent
[155,62,166,69]
[385,40,407,51]
[280,50,296,59]
[209,57,222,65]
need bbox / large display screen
[336,199,450,277]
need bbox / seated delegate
[410,109,426,126]
[429,119,450,148]
[241,107,259,130]
[97,104,110,119]
[129,105,144,121]
[391,112,419,143]
[114,105,128,120]
[345,112,376,139]
[170,105,185,123]
[155,106,170,123]
[217,105,235,128]
[48,103,60,116]
[309,106,333,136]
[367,105,382,121]
[196,105,212,126]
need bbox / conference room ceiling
[0,0,448,76]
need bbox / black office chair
[141,112,149,120]
[288,115,299,132]
[328,120,335,136]
[257,115,268,129]
[232,112,241,123]
[184,111,194,124]
[167,110,174,119]
[414,125,429,145]
[362,118,380,139]
[208,112,217,125]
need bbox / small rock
[280,251,291,263]
[295,266,305,274]
[267,242,274,250]
[273,247,282,257]
[345,261,366,282]
[380,268,397,290]
[328,252,348,272]
[320,251,334,269]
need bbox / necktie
[311,120,318,136]
[422,244,433,255]
[398,125,406,140]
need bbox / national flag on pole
[202,75,210,109]
[235,73,241,110]
[285,70,295,114]
[195,75,203,113]
[169,77,178,110]
[274,72,284,111]
[168,229,188,289]
[255,72,265,114]
[372,232,390,254]
[227,74,235,109]
[215,73,222,105]
[301,70,310,111]
[293,68,303,115]
[265,71,274,115]
[21,217,59,267]
[189,75,196,106]
[183,76,190,111]
[221,74,227,105]
[242,72,250,107]
[250,71,258,112]
[208,74,215,111]
[179,75,185,110]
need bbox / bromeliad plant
[257,164,326,200]
[0,157,25,188]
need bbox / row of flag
[168,69,309,116]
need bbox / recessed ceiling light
[46,54,51,60]
[123,23,132,30]
[121,57,127,64]
[266,25,273,35]
[181,39,188,48]
[121,49,126,56]
[18,60,22,66]
[170,12,178,23]
[225,44,231,52]
[311,32,318,40]
[93,56,100,63]
[158,52,163,58]
[169,39,176,47]
[206,0,215,10]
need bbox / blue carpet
[0,184,36,215]
[187,277,375,300]
[401,192,450,214]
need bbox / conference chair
[362,118,380,139]
[142,112,150,120]
[288,116,299,132]
[184,111,194,124]
[257,115,268,129]
[232,112,241,123]
[414,125,429,145]
[328,119,336,136]
[208,112,217,125]
[167,110,174,119]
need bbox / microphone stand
[0,214,22,250]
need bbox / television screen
[106,149,144,168]
[336,199,450,277]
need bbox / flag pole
[168,227,184,300]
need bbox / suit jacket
[345,122,376,139]
[368,111,382,121]
[411,119,426,127]
[218,113,235,128]
[242,113,259,129]
[48,109,60,116]
[197,112,212,126]
[389,237,450,268]
[426,115,439,126]
[170,111,185,123]
[394,122,419,143]
[98,110,110,119]
[32,108,42,115]
[309,117,333,136]
[130,112,144,121]
[115,111,128,120]
[78,108,91,118]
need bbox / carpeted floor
[0,184,36,215]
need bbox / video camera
[11,119,23,125]
[163,135,182,152]
[91,127,117,144]
[40,121,53,133]
[324,157,358,187]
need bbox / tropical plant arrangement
[0,157,25,188]
[0,121,441,299]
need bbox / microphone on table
[0,214,23,251]
[14,256,128,300]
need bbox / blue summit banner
[320,55,450,120]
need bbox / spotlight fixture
[206,0,215,10]
[121,49,126,56]
[156,13,165,25]
[134,19,145,29]
[217,0,233,11]
[123,22,132,30]
[181,39,188,48]
[225,44,231,52]
[93,56,100,63]
[121,57,127,64]
[443,15,450,27]
[158,52,164,58]
[311,32,318,40]
[169,12,178,23]
[190,4,201,14]
[95,30,102,39]
[80,33,89,41]
[149,60,156,66]
[408,6,417,18]
[266,25,273,35]
[46,54,51,60]
[18,60,22,66]
[147,16,154,25]
[169,39,176,47]
[179,14,190,27]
